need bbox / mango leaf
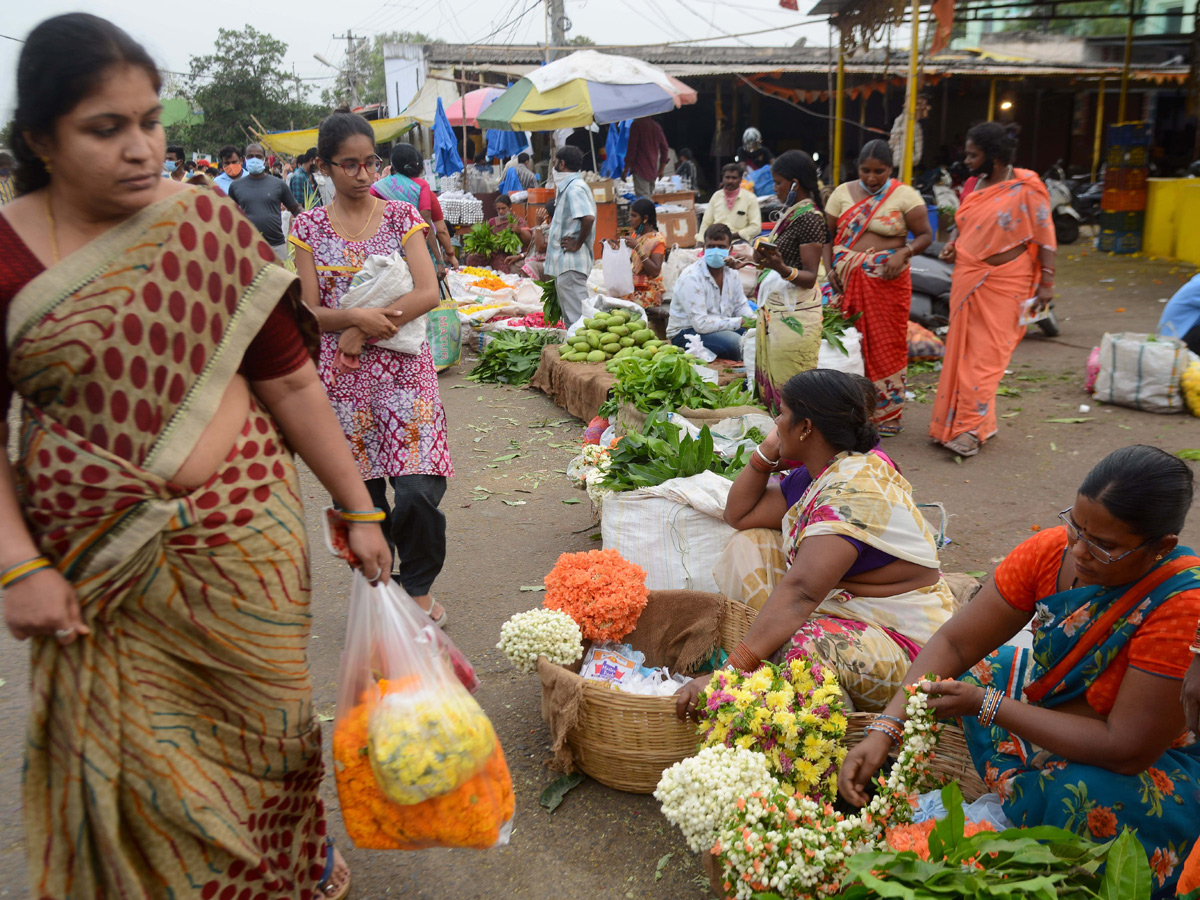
[1098,829,1152,900]
[1045,417,1093,424]
[654,852,673,881]
[965,570,988,578]
[1178,449,1200,461]
[930,781,965,860]
[782,315,806,336]
[561,498,582,505]
[538,772,584,813]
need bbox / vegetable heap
[495,227,523,255]
[466,330,562,386]
[604,353,760,416]
[462,222,497,257]
[823,305,863,356]
[560,309,662,363]
[599,410,748,492]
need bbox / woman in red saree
[929,123,1056,458]
[1,15,390,898]
[824,141,932,435]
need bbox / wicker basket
[844,712,987,801]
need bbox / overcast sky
[2,0,835,122]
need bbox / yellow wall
[1143,178,1178,259]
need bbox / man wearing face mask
[545,146,596,327]
[0,151,15,206]
[213,145,245,194]
[163,145,187,182]
[700,163,762,243]
[227,142,302,261]
[666,223,754,360]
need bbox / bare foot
[411,594,446,623]
[321,847,350,898]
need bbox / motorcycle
[1068,174,1103,228]
[1043,162,1082,246]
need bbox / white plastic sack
[661,246,699,301]
[685,333,717,363]
[339,252,426,355]
[601,472,736,593]
[817,326,865,376]
[602,239,635,297]
[1094,332,1188,413]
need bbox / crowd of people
[0,10,1198,900]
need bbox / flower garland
[543,549,649,642]
[496,608,584,675]
[655,746,779,853]
[567,442,617,511]
[696,658,847,800]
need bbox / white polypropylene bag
[1093,332,1188,413]
[339,252,426,355]
[602,239,635,298]
[600,472,736,594]
[817,326,864,376]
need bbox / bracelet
[864,723,902,746]
[977,686,1004,727]
[753,447,780,469]
[728,641,762,673]
[748,453,775,474]
[337,508,387,523]
[872,713,906,727]
[0,556,53,588]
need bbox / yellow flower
[747,667,774,693]
[795,759,821,786]
[735,734,757,751]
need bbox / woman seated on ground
[466,193,531,272]
[839,444,1200,898]
[606,197,665,308]
[682,369,958,714]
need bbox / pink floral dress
[290,201,453,480]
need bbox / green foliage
[466,329,562,386]
[496,227,524,255]
[600,411,748,492]
[321,31,439,110]
[604,353,760,416]
[463,222,498,256]
[568,35,596,45]
[992,1,1129,36]
[0,119,13,151]
[823,305,863,356]
[538,278,562,328]
[168,27,325,154]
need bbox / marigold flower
[543,549,648,641]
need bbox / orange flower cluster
[332,679,514,850]
[885,818,996,862]
[543,549,649,642]
[470,275,511,292]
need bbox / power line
[469,0,544,45]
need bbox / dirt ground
[1,246,1198,899]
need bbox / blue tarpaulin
[497,167,522,194]
[486,128,530,160]
[433,98,464,177]
[600,120,631,179]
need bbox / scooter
[1043,163,1082,245]
[1068,174,1103,228]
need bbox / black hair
[858,139,893,168]
[0,151,13,167]
[495,193,512,207]
[780,369,878,454]
[966,121,1018,166]
[703,222,733,244]
[749,147,771,167]
[317,109,374,164]
[721,162,742,177]
[772,149,824,212]
[474,151,488,164]
[244,141,264,156]
[556,145,584,171]
[166,145,184,160]
[219,144,240,163]
[518,152,531,163]
[543,198,555,219]
[13,14,162,195]
[1078,445,1194,540]
[679,147,693,160]
[630,197,657,229]
[389,142,423,177]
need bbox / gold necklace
[44,191,60,264]
[332,198,379,241]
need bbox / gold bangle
[0,557,53,588]
[337,509,386,523]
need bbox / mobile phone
[754,237,777,252]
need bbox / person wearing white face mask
[545,146,596,327]
[228,141,302,262]
[666,223,754,361]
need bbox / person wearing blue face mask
[666,223,755,360]
[163,144,186,182]
[228,141,302,261]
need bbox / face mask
[859,177,888,197]
[784,183,797,206]
[224,162,243,178]
[163,160,177,173]
[552,169,569,187]
[704,247,729,269]
[245,158,266,175]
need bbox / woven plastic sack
[1093,332,1188,413]
[425,302,462,371]
[332,574,513,849]
[661,245,699,301]
[817,327,865,376]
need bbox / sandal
[416,595,448,629]
[941,434,980,458]
[317,836,351,900]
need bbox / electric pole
[548,0,568,60]
[332,32,364,108]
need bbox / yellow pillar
[902,0,920,183]
[988,78,997,121]
[1118,2,1134,122]
[834,46,846,186]
[1092,76,1106,182]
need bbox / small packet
[581,642,640,687]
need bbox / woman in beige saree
[1,15,391,898]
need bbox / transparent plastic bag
[332,574,512,849]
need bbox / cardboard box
[659,209,697,248]
[590,179,616,204]
[653,190,696,211]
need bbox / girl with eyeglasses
[291,110,454,629]
[839,444,1200,898]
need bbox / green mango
[619,336,636,348]
[599,333,621,345]
[608,325,631,337]
[608,310,630,323]
[631,330,655,343]
[586,333,602,349]
[634,348,655,359]
[585,349,607,363]
[614,347,634,359]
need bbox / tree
[321,31,438,112]
[993,1,1130,36]
[569,35,596,45]
[0,119,13,151]
[169,27,325,154]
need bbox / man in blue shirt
[746,148,775,198]
[288,148,321,208]
[1159,272,1200,355]
[213,145,246,194]
[545,146,596,327]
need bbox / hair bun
[855,420,879,452]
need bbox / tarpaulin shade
[433,97,464,176]
[600,120,631,179]
[257,116,416,157]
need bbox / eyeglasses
[1057,507,1153,565]
[328,156,382,177]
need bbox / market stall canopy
[486,128,532,159]
[256,116,416,157]
[444,86,505,127]
[477,49,696,131]
[433,98,465,176]
[399,76,462,127]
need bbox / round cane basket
[537,596,756,794]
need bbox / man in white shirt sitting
[666,223,754,361]
[699,163,763,243]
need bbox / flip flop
[942,434,980,457]
[317,836,351,900]
[416,595,448,629]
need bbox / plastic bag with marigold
[332,574,513,849]
[542,548,649,642]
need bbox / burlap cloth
[537,590,725,772]
[528,345,616,423]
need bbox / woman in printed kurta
[1,15,391,898]
[291,112,453,624]
[840,445,1200,898]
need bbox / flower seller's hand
[675,673,714,722]
[837,730,892,807]
[919,678,986,720]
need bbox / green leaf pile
[462,222,497,256]
[466,330,562,386]
[603,353,760,417]
[600,410,748,491]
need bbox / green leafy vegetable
[538,772,584,813]
[462,222,497,256]
[601,354,760,418]
[466,330,562,386]
[495,227,524,255]
[537,277,562,330]
[822,305,863,356]
[600,410,748,491]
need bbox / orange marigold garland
[542,549,649,642]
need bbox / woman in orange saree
[1,15,390,899]
[929,123,1056,458]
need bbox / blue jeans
[671,327,746,361]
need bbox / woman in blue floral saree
[839,445,1200,898]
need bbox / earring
[1155,554,1163,560]
[40,157,52,173]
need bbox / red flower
[544,549,649,641]
[1086,806,1118,839]
[1148,767,1176,796]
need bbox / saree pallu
[7,190,329,899]
[961,552,1200,899]
[629,229,667,307]
[754,270,821,414]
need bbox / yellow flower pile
[458,265,494,278]
[697,657,847,801]
[1183,360,1200,417]
[367,686,497,806]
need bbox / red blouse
[0,213,310,411]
